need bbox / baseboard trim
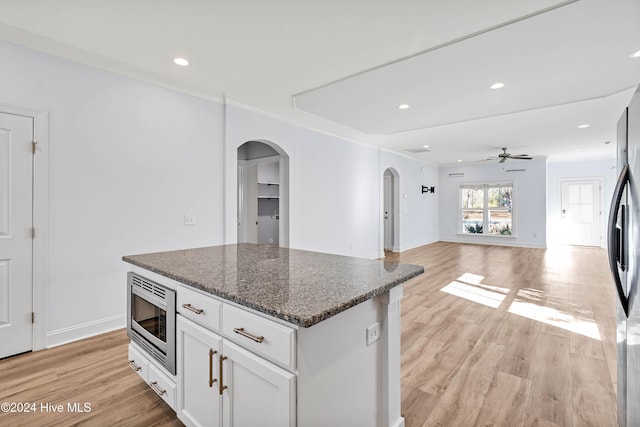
[398,239,440,252]
[439,237,547,249]
[45,314,126,349]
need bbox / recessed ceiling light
[398,104,410,110]
[575,149,582,152]
[457,159,463,163]
[577,124,591,129]
[630,50,640,58]
[173,57,189,66]
[423,145,430,148]
[490,82,505,90]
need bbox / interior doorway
[237,141,289,247]
[560,178,602,246]
[0,111,34,358]
[383,168,399,253]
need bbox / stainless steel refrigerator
[610,85,640,427]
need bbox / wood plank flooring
[0,328,180,426]
[386,242,617,427]
[0,242,617,426]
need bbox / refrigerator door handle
[608,163,630,317]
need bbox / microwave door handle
[607,163,630,317]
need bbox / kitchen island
[124,243,423,427]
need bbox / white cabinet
[177,314,295,427]
[128,343,177,411]
[257,183,279,199]
[128,344,149,381]
[177,284,222,331]
[127,272,405,427]
[222,340,295,427]
[257,161,279,184]
[221,303,295,370]
[177,314,222,427]
[148,363,177,411]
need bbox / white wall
[1,40,440,348]
[379,151,439,254]
[439,160,547,248]
[225,105,382,258]
[4,37,618,350]
[0,40,225,346]
[546,158,617,248]
[224,106,439,259]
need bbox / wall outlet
[184,214,196,226]
[366,322,380,346]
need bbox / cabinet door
[221,340,296,427]
[177,315,223,427]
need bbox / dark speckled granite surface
[123,243,424,328]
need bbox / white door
[222,340,295,427]
[384,171,394,251]
[560,179,601,246]
[0,112,33,358]
[177,315,223,427]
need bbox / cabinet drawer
[177,285,221,332]
[148,364,177,411]
[128,344,149,381]
[222,304,296,369]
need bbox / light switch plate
[184,214,196,226]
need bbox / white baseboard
[398,239,439,252]
[439,237,547,249]
[45,314,126,348]
[379,239,440,258]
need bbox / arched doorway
[383,168,399,253]
[237,140,289,247]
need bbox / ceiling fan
[493,147,532,163]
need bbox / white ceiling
[0,0,638,165]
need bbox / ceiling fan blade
[511,155,532,159]
[499,157,507,163]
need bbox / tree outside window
[460,182,514,236]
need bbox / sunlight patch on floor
[508,298,601,340]
[458,272,484,285]
[440,274,602,340]
[440,274,509,309]
[544,246,574,269]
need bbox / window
[460,182,514,236]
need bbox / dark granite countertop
[123,243,423,328]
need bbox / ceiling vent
[405,147,431,153]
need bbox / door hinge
[32,312,35,324]
[32,227,36,238]
[32,141,37,154]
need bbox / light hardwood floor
[0,242,617,426]
[387,242,617,427]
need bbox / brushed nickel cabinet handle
[128,360,141,372]
[149,381,167,396]
[209,349,218,387]
[219,355,228,395]
[233,327,264,343]
[182,303,204,314]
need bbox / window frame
[458,181,516,237]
